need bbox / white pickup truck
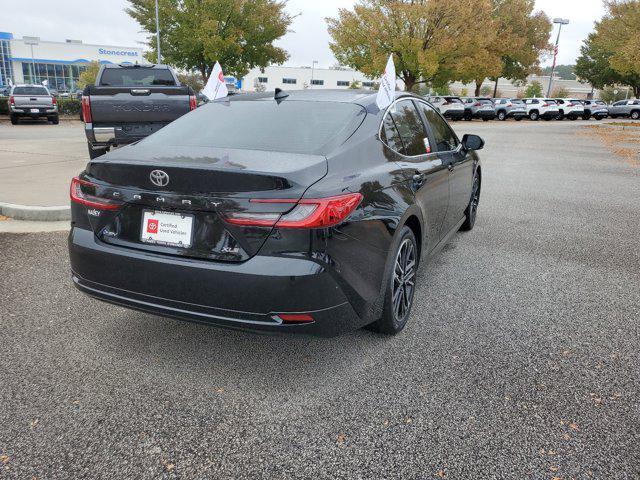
[9,84,59,125]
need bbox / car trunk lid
[80,145,327,262]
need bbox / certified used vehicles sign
[141,210,194,247]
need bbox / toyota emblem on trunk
[150,170,170,187]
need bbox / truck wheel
[10,114,19,125]
[88,143,109,159]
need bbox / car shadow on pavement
[95,305,393,393]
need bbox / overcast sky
[0,0,606,69]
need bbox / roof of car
[103,63,170,69]
[229,89,423,108]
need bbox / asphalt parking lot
[1,121,639,479]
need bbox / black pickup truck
[82,64,196,159]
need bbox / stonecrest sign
[98,48,139,57]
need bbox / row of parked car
[427,96,640,122]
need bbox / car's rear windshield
[445,97,463,103]
[143,100,366,155]
[99,68,176,86]
[13,86,49,95]
[594,101,606,105]
[545,100,557,105]
[479,100,492,105]
[511,99,524,104]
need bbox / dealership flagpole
[155,0,162,63]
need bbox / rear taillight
[225,192,363,229]
[474,102,480,106]
[81,96,92,123]
[9,95,14,106]
[189,94,197,111]
[443,101,451,106]
[542,103,549,107]
[52,96,57,105]
[70,177,122,210]
[507,102,512,107]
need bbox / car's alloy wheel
[370,226,418,335]
[391,238,416,323]
[497,111,506,121]
[631,111,640,120]
[461,174,480,231]
[529,111,539,121]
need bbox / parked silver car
[492,98,527,121]
[462,97,496,121]
[426,95,465,120]
[608,99,640,120]
[9,84,58,125]
[582,100,609,120]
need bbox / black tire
[529,110,539,121]
[369,226,418,335]
[48,115,59,125]
[514,117,523,122]
[497,110,507,121]
[568,116,576,121]
[10,114,19,125]
[88,143,109,159]
[464,111,473,121]
[583,113,591,120]
[631,110,640,120]
[482,118,490,122]
[595,117,602,121]
[460,172,480,232]
[557,110,565,121]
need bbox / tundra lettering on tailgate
[113,104,171,112]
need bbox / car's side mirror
[462,134,484,151]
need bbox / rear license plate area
[141,210,194,248]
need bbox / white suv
[554,98,585,120]
[426,96,465,120]
[523,98,560,121]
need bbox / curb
[0,202,70,221]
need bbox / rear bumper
[10,107,57,117]
[443,110,465,120]
[68,227,363,337]
[507,110,527,118]
[85,123,167,147]
[474,110,496,119]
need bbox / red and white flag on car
[376,54,396,110]
[202,61,228,101]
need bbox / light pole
[155,0,161,63]
[310,60,318,88]
[546,18,569,97]
[23,36,40,84]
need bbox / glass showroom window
[22,62,87,91]
[337,81,349,87]
[282,78,297,85]
[311,79,324,86]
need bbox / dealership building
[240,66,376,92]
[0,32,144,92]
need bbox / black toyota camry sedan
[69,89,483,337]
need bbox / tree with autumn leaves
[327,0,551,93]
[127,0,292,82]
[575,0,640,98]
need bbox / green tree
[127,0,292,81]
[575,1,640,98]
[326,0,494,92]
[77,61,101,89]
[472,0,551,96]
[177,71,204,92]
[525,80,543,97]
